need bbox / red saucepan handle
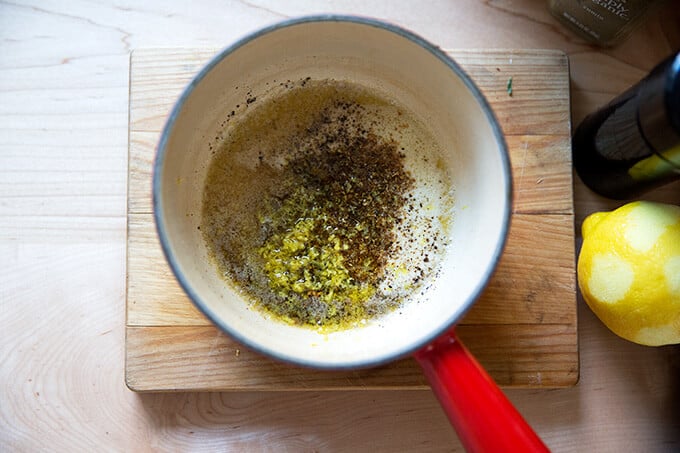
[414,330,549,452]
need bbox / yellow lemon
[578,201,680,346]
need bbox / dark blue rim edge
[152,14,513,370]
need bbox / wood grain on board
[126,48,577,391]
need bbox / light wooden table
[1,1,679,451]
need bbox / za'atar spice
[201,78,454,330]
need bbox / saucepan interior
[154,16,511,369]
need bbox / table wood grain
[2,1,679,451]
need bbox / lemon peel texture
[578,201,680,346]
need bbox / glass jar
[548,0,667,46]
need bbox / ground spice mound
[287,111,414,286]
[201,79,450,330]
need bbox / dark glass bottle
[573,52,680,199]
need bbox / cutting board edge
[124,47,578,392]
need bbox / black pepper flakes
[201,78,452,330]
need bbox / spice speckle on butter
[201,79,453,331]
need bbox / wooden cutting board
[125,48,577,391]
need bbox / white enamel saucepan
[153,16,549,451]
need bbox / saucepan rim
[152,14,512,369]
